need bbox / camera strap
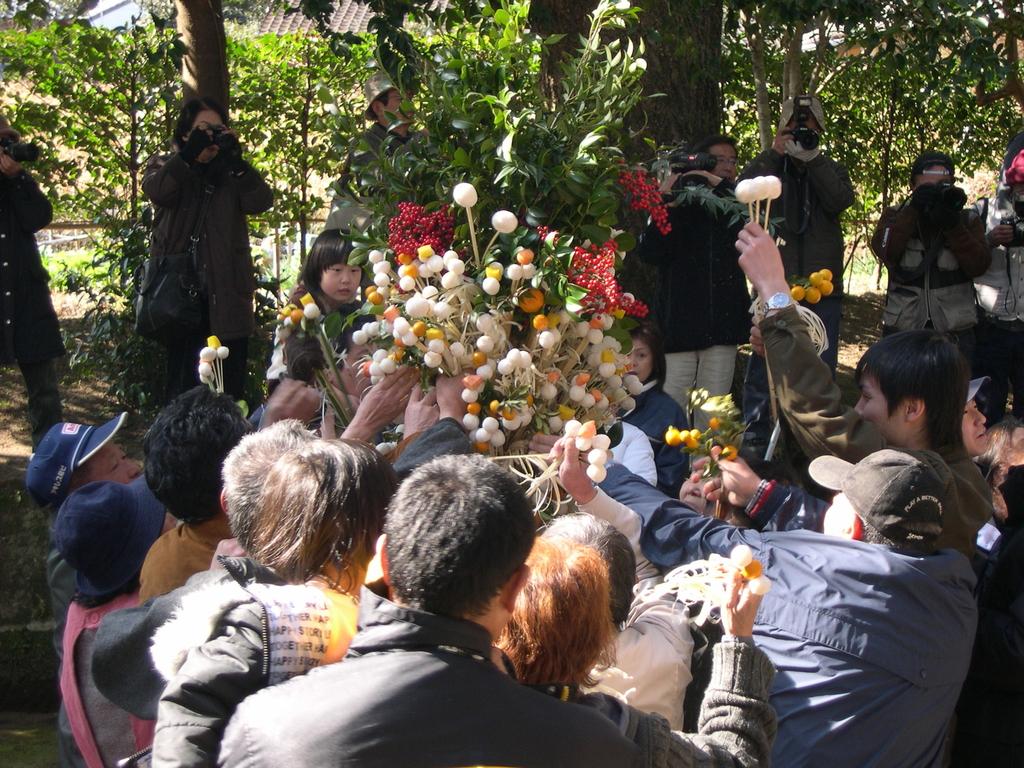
[185,184,216,277]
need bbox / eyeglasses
[713,156,738,166]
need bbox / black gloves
[179,128,214,164]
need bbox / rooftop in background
[85,0,143,29]
[260,0,448,35]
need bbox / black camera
[669,150,717,175]
[790,95,820,151]
[208,126,242,166]
[999,216,1024,247]
[0,136,40,163]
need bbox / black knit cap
[910,151,955,184]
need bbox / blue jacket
[602,464,978,768]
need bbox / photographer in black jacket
[638,134,749,427]
[0,114,64,448]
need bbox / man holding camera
[872,151,988,361]
[739,95,854,454]
[0,114,64,448]
[973,148,1024,424]
[638,134,750,422]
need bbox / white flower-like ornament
[491,210,518,234]
[735,175,782,230]
[453,182,478,208]
[564,419,613,483]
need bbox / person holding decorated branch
[638,134,750,418]
[872,151,988,360]
[734,221,992,558]
[738,95,854,455]
[142,97,273,403]
[497,536,776,768]
[595,446,975,768]
[0,113,64,448]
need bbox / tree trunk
[631,0,723,149]
[781,23,805,103]
[530,0,723,152]
[743,10,773,151]
[176,0,229,108]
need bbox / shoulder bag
[134,184,214,343]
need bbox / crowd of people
[3,71,1024,767]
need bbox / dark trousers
[742,295,842,447]
[973,318,1024,425]
[18,357,63,448]
[165,334,249,403]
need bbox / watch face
[768,292,790,309]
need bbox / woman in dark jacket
[0,115,64,446]
[143,98,273,402]
[623,321,688,497]
[638,135,749,424]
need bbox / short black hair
[172,97,229,151]
[384,455,535,618]
[855,330,968,452]
[630,319,668,390]
[691,134,737,154]
[543,515,635,626]
[144,386,253,522]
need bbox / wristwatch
[764,291,793,314]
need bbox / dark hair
[630,320,667,389]
[543,515,635,626]
[854,330,968,451]
[172,97,229,151]
[284,333,327,385]
[144,386,253,522]
[299,229,357,311]
[246,440,396,588]
[692,134,737,154]
[384,455,535,618]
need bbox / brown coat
[760,305,993,558]
[143,153,273,340]
[138,514,234,601]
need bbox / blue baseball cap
[25,413,128,508]
[53,476,166,598]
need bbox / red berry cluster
[618,169,671,235]
[388,202,455,257]
[568,240,649,318]
[536,226,558,246]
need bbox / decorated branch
[352,183,647,455]
[648,544,772,625]
[274,294,355,427]
[664,388,745,478]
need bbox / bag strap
[184,184,216,273]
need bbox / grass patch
[0,712,57,768]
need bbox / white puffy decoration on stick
[452,182,478,208]
[491,210,518,234]
[762,175,782,229]
[734,178,756,223]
